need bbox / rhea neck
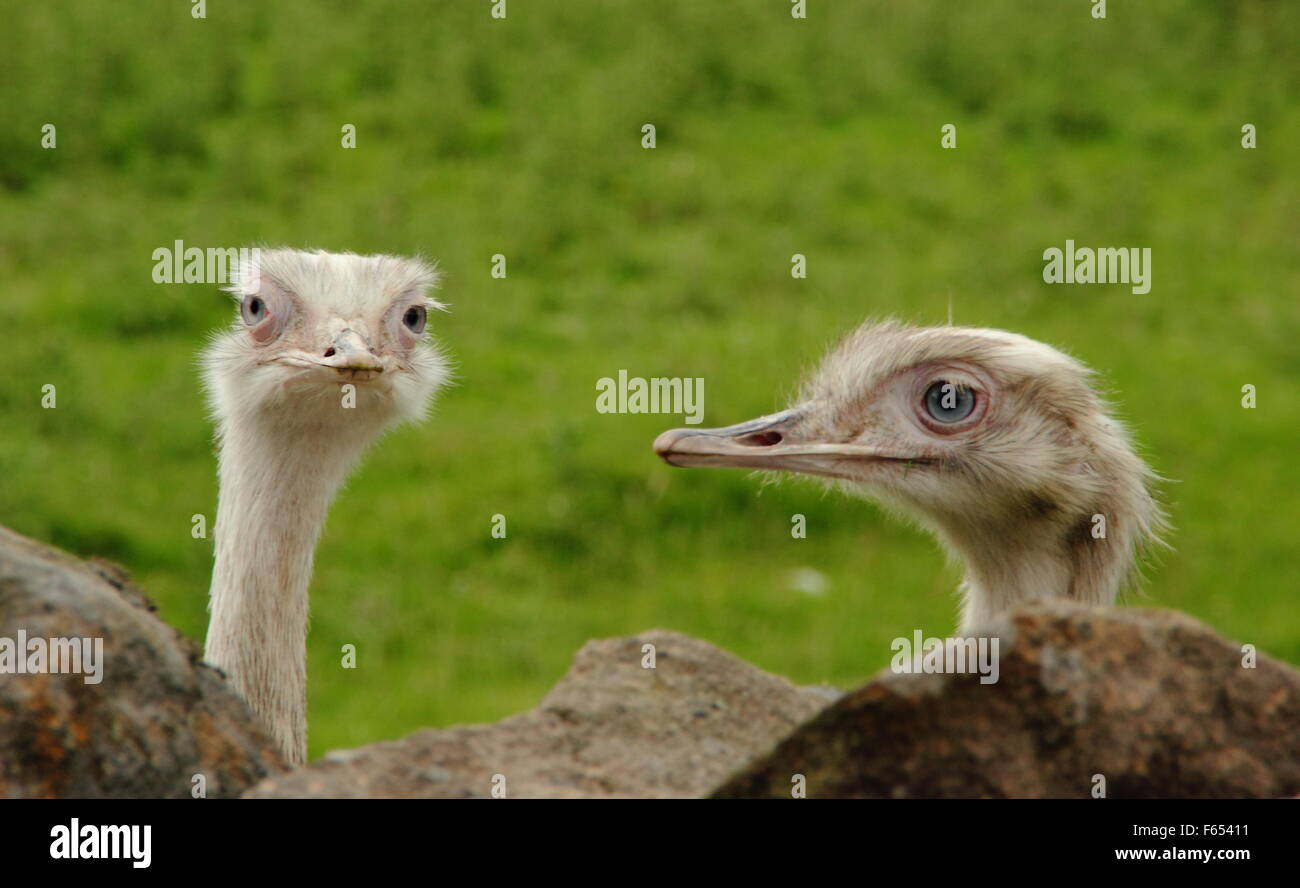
[204,400,385,765]
[951,531,1074,632]
[924,502,1112,634]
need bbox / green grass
[1,0,1297,757]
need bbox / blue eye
[241,295,268,326]
[924,381,976,423]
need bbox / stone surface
[247,629,836,798]
[0,525,285,798]
[10,518,1293,801]
[714,601,1300,799]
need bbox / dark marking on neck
[1025,494,1060,519]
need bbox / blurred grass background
[1,0,1297,758]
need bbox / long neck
[204,416,372,765]
[955,538,1077,632]
[936,511,1121,634]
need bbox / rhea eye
[240,295,268,326]
[924,381,976,423]
[402,305,427,334]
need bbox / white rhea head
[655,320,1165,633]
[202,248,449,765]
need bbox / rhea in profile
[202,248,448,765]
[654,321,1165,632]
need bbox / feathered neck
[925,450,1163,634]
[204,403,383,765]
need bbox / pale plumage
[655,320,1165,632]
[202,248,448,765]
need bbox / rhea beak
[654,406,900,479]
[320,329,384,377]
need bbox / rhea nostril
[739,431,783,447]
[323,347,336,358]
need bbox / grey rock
[0,525,285,798]
[713,601,1300,798]
[246,629,831,798]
